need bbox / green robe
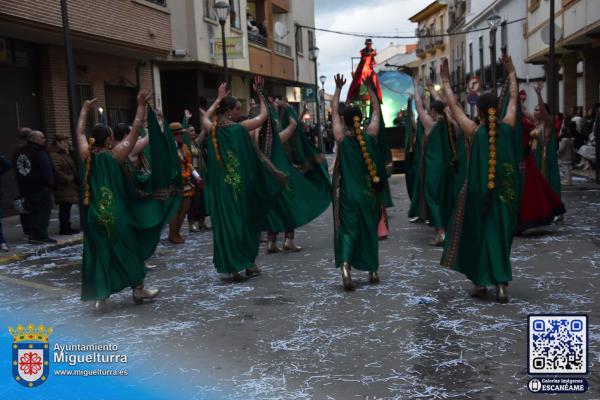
[263,107,331,232]
[441,122,520,286]
[333,132,384,271]
[206,123,287,273]
[404,109,417,200]
[81,108,182,300]
[454,130,468,200]
[533,125,561,197]
[408,120,427,220]
[423,119,456,229]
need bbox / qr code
[528,315,587,374]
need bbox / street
[1,175,599,399]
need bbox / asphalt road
[0,175,599,399]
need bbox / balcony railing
[274,40,292,57]
[248,33,268,48]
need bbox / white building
[462,0,545,116]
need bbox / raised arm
[111,90,150,163]
[440,59,477,138]
[241,76,268,131]
[413,76,435,131]
[279,110,298,144]
[366,75,381,136]
[520,98,535,122]
[501,55,518,128]
[77,98,97,161]
[331,74,346,142]
[130,136,149,157]
[533,80,552,127]
[202,83,229,132]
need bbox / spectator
[0,155,11,251]
[14,130,56,244]
[258,20,268,37]
[49,133,80,235]
[558,124,574,185]
[13,127,33,238]
[247,13,259,34]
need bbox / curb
[0,236,84,265]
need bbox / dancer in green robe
[200,78,287,281]
[259,99,331,253]
[407,118,427,222]
[412,77,455,246]
[404,97,417,201]
[331,73,384,291]
[530,82,562,199]
[440,56,521,303]
[78,90,181,311]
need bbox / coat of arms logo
[8,323,53,388]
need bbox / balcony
[274,40,291,57]
[249,33,268,48]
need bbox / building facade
[408,1,450,85]
[525,0,600,113]
[0,0,171,210]
[462,0,545,116]
[160,0,317,128]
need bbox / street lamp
[487,13,501,96]
[319,75,327,150]
[213,1,230,87]
[309,45,323,151]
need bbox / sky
[314,0,430,99]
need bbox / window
[145,0,166,6]
[430,60,437,82]
[478,36,484,85]
[295,24,303,54]
[308,29,315,50]
[468,42,473,75]
[203,0,216,20]
[229,0,241,29]
[500,21,507,53]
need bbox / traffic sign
[467,76,481,94]
[467,92,479,106]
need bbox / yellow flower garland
[353,116,380,185]
[211,121,223,165]
[487,108,497,190]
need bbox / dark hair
[430,100,446,115]
[543,103,551,113]
[198,96,208,109]
[216,96,238,115]
[92,124,113,148]
[343,105,362,128]
[476,93,499,121]
[113,123,131,142]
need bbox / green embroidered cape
[441,122,520,286]
[206,123,287,273]
[263,106,331,232]
[333,132,384,271]
[408,120,427,220]
[81,108,182,300]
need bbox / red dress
[518,117,565,232]
[346,47,383,103]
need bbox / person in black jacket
[14,130,56,244]
[0,155,11,251]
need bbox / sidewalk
[0,207,83,265]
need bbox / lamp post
[487,13,501,96]
[213,1,230,87]
[309,45,323,151]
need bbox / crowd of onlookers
[0,127,80,252]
